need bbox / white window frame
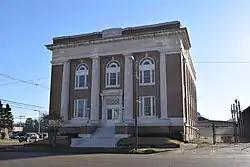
[73,99,89,118]
[139,96,156,117]
[75,63,88,89]
[139,58,155,86]
[106,60,120,88]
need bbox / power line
[0,73,49,89]
[0,98,45,109]
[0,76,49,86]
[10,104,43,111]
[193,61,250,64]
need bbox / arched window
[75,63,88,89]
[106,60,120,87]
[139,57,155,85]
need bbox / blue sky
[0,0,249,122]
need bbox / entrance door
[106,108,120,126]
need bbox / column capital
[158,49,168,55]
[123,52,133,56]
[90,56,99,60]
[51,59,70,65]
[63,60,71,64]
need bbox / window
[75,63,88,89]
[73,99,89,118]
[106,60,120,87]
[139,57,155,85]
[139,96,156,117]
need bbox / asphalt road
[0,144,250,167]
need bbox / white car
[19,133,39,142]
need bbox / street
[0,144,250,166]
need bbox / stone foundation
[115,125,185,136]
[59,126,97,134]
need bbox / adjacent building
[46,21,198,146]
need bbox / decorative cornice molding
[45,28,191,51]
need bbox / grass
[3,145,172,154]
[26,136,69,146]
[129,148,173,154]
[0,139,19,143]
[117,137,181,148]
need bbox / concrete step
[71,126,119,148]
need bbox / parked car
[19,133,39,142]
[9,133,20,139]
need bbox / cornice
[45,28,191,51]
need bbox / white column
[160,52,168,119]
[90,56,100,123]
[60,60,70,121]
[123,54,134,123]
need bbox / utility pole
[19,116,25,132]
[34,109,42,134]
[212,123,216,144]
[235,99,243,137]
[130,55,139,150]
[231,104,237,143]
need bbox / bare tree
[42,113,63,147]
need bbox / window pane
[139,71,142,84]
[78,100,84,117]
[107,109,113,119]
[79,75,85,87]
[110,73,117,85]
[144,106,151,116]
[75,76,79,87]
[113,108,119,119]
[106,73,109,86]
[144,97,150,106]
[110,64,117,68]
[139,97,143,116]
[85,100,89,118]
[110,73,116,79]
[144,97,151,116]
[117,72,120,85]
[152,69,155,83]
[86,74,88,87]
[152,97,156,116]
[143,70,151,83]
[74,100,77,117]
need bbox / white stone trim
[116,117,184,126]
[139,57,155,85]
[115,134,131,138]
[100,89,123,126]
[159,52,168,119]
[75,63,89,89]
[50,60,63,65]
[78,134,91,138]
[51,33,182,63]
[181,45,196,83]
[123,54,134,121]
[61,122,89,127]
[105,60,121,87]
[114,117,184,126]
[71,138,81,147]
[101,89,123,96]
[47,29,189,51]
[139,96,156,117]
[90,56,100,121]
[60,60,70,121]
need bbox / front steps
[71,126,122,148]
